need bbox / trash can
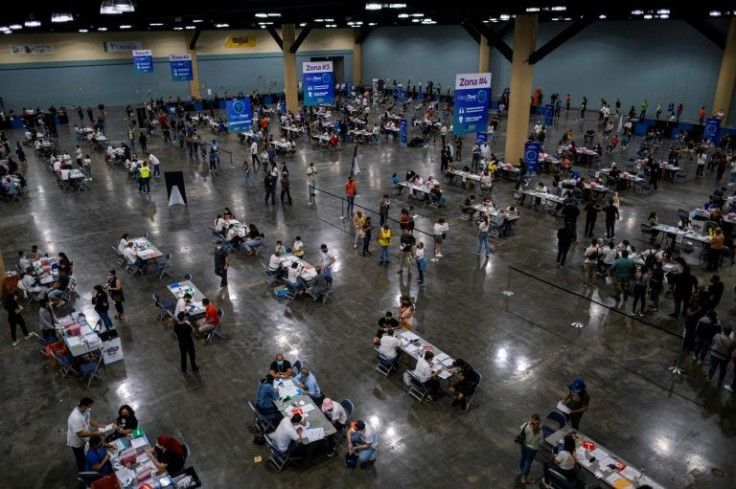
[99,329,124,364]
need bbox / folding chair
[153,293,175,320]
[184,272,193,281]
[78,471,104,486]
[260,260,280,286]
[124,261,140,276]
[51,348,79,379]
[111,245,126,266]
[407,371,430,402]
[79,351,105,389]
[292,359,302,374]
[541,410,567,439]
[205,309,224,343]
[248,400,277,434]
[61,276,78,304]
[264,434,302,471]
[156,253,173,279]
[339,398,355,447]
[374,348,396,377]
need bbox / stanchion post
[668,333,686,376]
[571,291,585,329]
[502,266,514,312]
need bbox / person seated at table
[540,434,577,489]
[84,436,113,479]
[146,435,185,477]
[58,252,72,276]
[306,272,331,302]
[20,266,45,296]
[122,242,147,271]
[377,327,401,363]
[225,224,243,249]
[174,293,192,319]
[293,367,323,404]
[411,350,441,401]
[273,414,306,455]
[461,195,477,219]
[616,239,634,254]
[117,235,129,255]
[429,184,446,207]
[447,359,480,410]
[391,172,401,195]
[608,162,621,179]
[213,214,226,236]
[405,169,418,184]
[292,236,305,258]
[677,216,692,231]
[583,129,595,144]
[243,224,264,255]
[533,182,549,210]
[285,262,308,295]
[197,298,220,334]
[347,420,378,469]
[646,212,659,239]
[18,250,31,272]
[46,268,70,306]
[255,374,281,420]
[268,250,285,280]
[104,404,138,443]
[373,311,399,344]
[321,398,348,457]
[274,240,288,256]
[270,353,293,379]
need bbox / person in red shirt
[345,176,358,217]
[260,117,269,138]
[698,106,706,124]
[197,298,220,334]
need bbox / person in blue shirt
[255,374,280,420]
[84,436,112,476]
[293,367,323,406]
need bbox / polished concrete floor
[1,106,735,489]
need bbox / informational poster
[226,98,253,132]
[132,50,153,74]
[704,117,721,144]
[452,72,491,135]
[545,104,554,126]
[169,53,193,82]
[397,85,405,103]
[524,141,541,175]
[302,61,334,106]
[279,98,286,114]
[399,119,407,145]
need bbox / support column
[712,18,736,125]
[353,41,362,83]
[504,15,538,166]
[187,50,202,99]
[0,254,5,299]
[478,34,490,73]
[282,24,299,113]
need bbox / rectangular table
[651,224,711,245]
[272,379,337,444]
[57,312,102,357]
[32,257,58,285]
[544,426,665,489]
[110,434,175,488]
[130,237,164,261]
[398,181,433,197]
[446,169,482,183]
[395,329,455,380]
[521,190,566,206]
[168,280,206,316]
[280,255,318,282]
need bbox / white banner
[105,41,142,52]
[10,44,54,55]
[454,73,491,90]
[169,53,192,62]
[303,61,333,74]
[132,49,152,57]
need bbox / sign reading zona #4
[452,72,491,136]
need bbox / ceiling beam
[354,25,374,45]
[686,19,726,49]
[527,17,594,65]
[289,24,312,53]
[469,21,513,63]
[266,25,283,51]
[188,27,202,51]
[461,22,481,45]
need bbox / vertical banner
[226,98,253,132]
[545,104,554,126]
[399,118,408,145]
[704,117,721,144]
[302,61,334,106]
[132,50,153,74]
[524,141,541,175]
[169,54,193,81]
[452,72,491,135]
[279,98,286,114]
[397,85,405,103]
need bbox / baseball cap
[322,398,333,411]
[571,378,584,392]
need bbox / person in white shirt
[286,262,307,293]
[378,328,401,360]
[583,238,600,287]
[67,397,111,471]
[117,234,129,255]
[306,163,317,205]
[411,350,441,400]
[174,293,192,319]
[213,215,226,235]
[541,434,577,488]
[292,237,305,257]
[272,414,305,454]
[321,398,348,456]
[122,242,145,270]
[433,218,449,259]
[149,153,160,178]
[347,420,378,468]
[52,158,62,176]
[480,142,491,160]
[268,251,285,280]
[75,146,83,165]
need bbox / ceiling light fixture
[709,10,721,17]
[389,3,407,7]
[658,14,669,19]
[113,0,135,13]
[526,7,540,13]
[267,13,281,17]
[598,14,607,19]
[299,22,307,27]
[192,19,204,23]
[185,25,196,29]
[324,18,334,21]
[100,1,122,14]
[656,9,670,15]
[398,13,409,18]
[150,22,164,26]
[410,13,424,17]
[365,3,382,10]
[51,13,74,23]
[79,28,89,33]
[215,23,229,28]
[499,14,511,21]
[98,27,108,31]
[9,24,23,30]
[120,24,132,29]
[368,22,377,26]
[551,6,567,12]
[255,13,268,18]
[631,9,644,15]
[24,15,42,27]
[411,18,420,23]
[173,26,183,30]
[643,14,653,19]
[314,19,324,22]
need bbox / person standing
[583,239,600,287]
[583,201,599,238]
[264,171,277,205]
[174,312,200,373]
[138,130,147,153]
[250,140,260,170]
[242,159,253,188]
[353,211,366,249]
[707,228,725,271]
[415,241,427,286]
[603,200,619,239]
[149,153,161,178]
[4,290,30,346]
[67,397,107,471]
[105,269,125,319]
[280,170,292,204]
[138,161,151,194]
[670,263,698,318]
[82,154,92,181]
[379,194,390,226]
[561,378,590,429]
[362,217,374,257]
[214,241,229,288]
[517,414,543,485]
[92,285,114,331]
[345,176,358,217]
[477,214,491,257]
[561,201,580,241]
[556,226,573,267]
[307,163,317,205]
[610,249,636,307]
[398,230,416,274]
[320,244,337,288]
[704,326,734,386]
[631,265,649,317]
[378,224,391,265]
[433,218,449,259]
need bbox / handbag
[345,452,358,469]
[514,423,528,444]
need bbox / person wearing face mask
[67,397,114,471]
[92,285,114,331]
[174,293,192,319]
[105,404,138,442]
[269,353,293,379]
[104,269,125,319]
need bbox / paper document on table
[116,467,135,486]
[438,369,452,380]
[556,401,571,414]
[441,357,454,367]
[590,447,609,461]
[605,473,633,489]
[434,352,450,363]
[620,466,640,481]
[404,344,418,354]
[301,403,316,413]
[100,424,115,433]
[131,437,148,449]
[401,331,419,341]
[303,427,325,442]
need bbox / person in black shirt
[705,275,724,310]
[106,404,138,442]
[174,312,199,373]
[556,226,573,267]
[448,359,480,410]
[149,436,185,476]
[47,268,70,305]
[4,291,30,346]
[373,311,400,344]
[214,241,229,287]
[269,353,292,378]
[264,172,277,204]
[603,200,620,239]
[561,202,580,241]
[583,202,600,238]
[398,230,416,274]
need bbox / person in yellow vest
[378,224,391,265]
[139,161,151,194]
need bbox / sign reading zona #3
[302,61,334,106]
[452,72,491,136]
[169,53,193,82]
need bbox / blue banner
[524,141,541,175]
[279,98,286,114]
[226,98,253,132]
[399,119,408,145]
[704,117,721,144]
[169,54,193,82]
[397,86,405,103]
[452,72,491,136]
[545,104,554,126]
[133,50,153,74]
[303,61,334,106]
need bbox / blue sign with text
[226,98,253,132]
[303,61,334,106]
[279,98,286,114]
[400,119,408,145]
[704,117,721,144]
[133,50,153,74]
[524,141,541,175]
[452,72,491,136]
[545,104,554,126]
[397,86,405,103]
[169,54,193,82]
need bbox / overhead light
[98,27,108,31]
[551,6,567,11]
[656,9,670,15]
[709,10,722,17]
[389,3,407,7]
[490,19,499,23]
[368,22,377,26]
[113,0,135,13]
[365,3,382,10]
[149,22,164,26]
[258,22,273,25]
[398,13,409,18]
[631,9,644,15]
[551,17,561,21]
[643,14,653,19]
[499,14,511,21]
[411,18,420,23]
[25,15,42,27]
[658,14,669,19]
[215,23,229,28]
[411,13,424,17]
[526,7,540,13]
[482,20,489,23]
[79,28,89,33]
[260,25,266,29]
[314,19,325,22]
[100,1,122,14]
[598,14,607,19]
[299,22,307,27]
[9,24,23,30]
[255,13,268,18]
[51,13,74,23]
[324,18,334,21]
[173,26,183,30]
[120,24,132,29]
[185,25,196,29]
[193,19,204,23]
[267,13,281,17]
